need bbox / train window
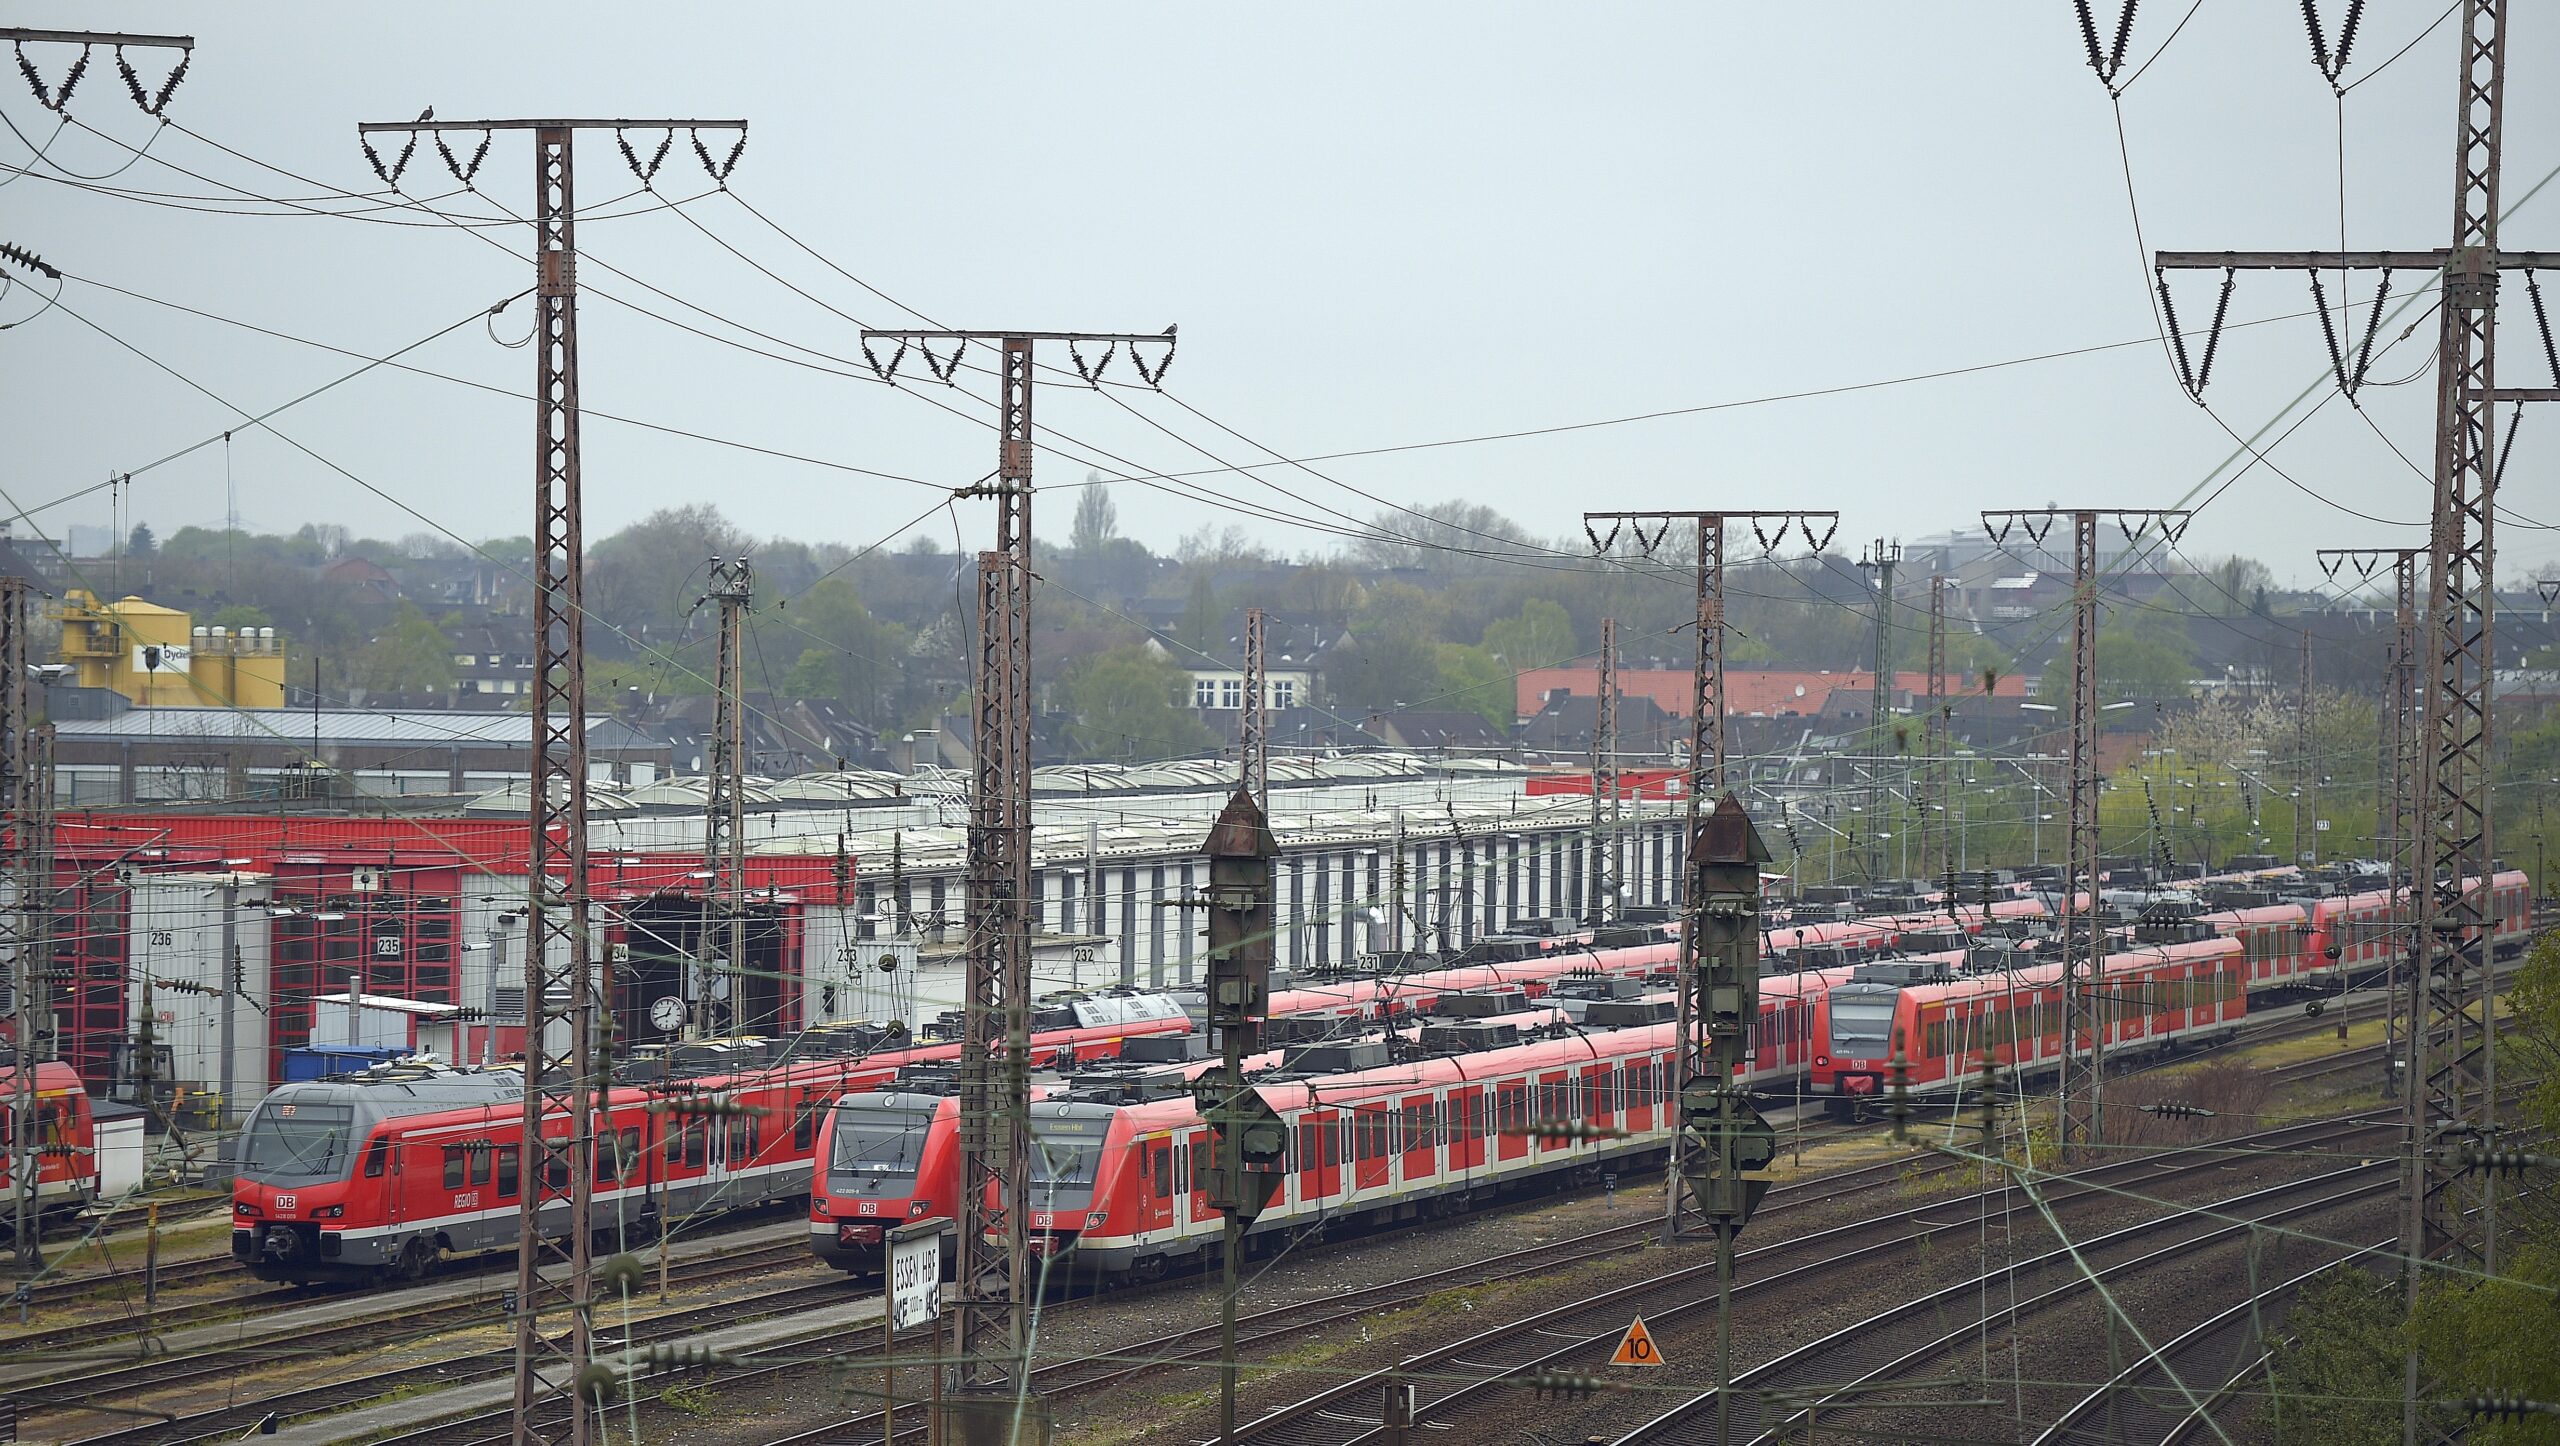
[1151,1143,1172,1198]
[543,1141,570,1189]
[363,1136,389,1179]
[497,1146,520,1199]
[792,1098,819,1152]
[595,1136,618,1182]
[1297,1121,1320,1172]
[470,1148,491,1187]
[681,1122,708,1169]
[1326,1121,1342,1167]
[726,1114,757,1163]
[1192,1135,1214,1189]
[443,1148,466,1190]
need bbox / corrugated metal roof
[53,708,657,748]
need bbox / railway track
[1609,1168,2395,1444]
[22,1234,832,1446]
[2026,1246,2380,1446]
[1210,1108,2407,1446]
[23,940,2491,1446]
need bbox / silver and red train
[229,994,1194,1282]
[0,1059,100,1225]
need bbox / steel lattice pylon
[1591,616,1619,923]
[858,326,1175,1402]
[2152,0,2550,1290]
[2412,0,2509,1279]
[1925,575,1949,889]
[701,556,752,1034]
[5,576,56,1272]
[516,126,604,1446]
[1580,507,1838,1244]
[1860,540,1901,880]
[2316,547,2425,1079]
[1981,508,2188,1161]
[353,112,748,1446]
[1241,606,1268,809]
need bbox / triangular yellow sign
[1609,1315,1665,1367]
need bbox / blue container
[280,1046,410,1082]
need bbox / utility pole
[5,576,55,1272]
[1982,508,2189,1161]
[217,877,239,1129]
[1925,575,1950,889]
[699,555,751,1037]
[1388,808,1408,955]
[1674,795,1776,1446]
[858,324,1175,1411]
[1859,540,1901,880]
[1197,788,1282,1445]
[1590,617,1618,926]
[1582,507,1836,1243]
[355,113,749,1446]
[2322,547,2425,1083]
[1241,607,1268,810]
[2297,628,2317,868]
[2149,3,2557,1334]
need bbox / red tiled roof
[1513,667,2027,719]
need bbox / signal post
[1195,788,1285,1445]
[1676,795,1777,1446]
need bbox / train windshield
[829,1109,931,1186]
[1027,1117,1108,1209]
[240,1102,358,1181]
[1828,990,1900,1058]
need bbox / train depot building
[37,754,1693,1117]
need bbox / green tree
[1433,644,1512,728]
[587,504,752,639]
[779,578,908,726]
[2036,610,2195,703]
[1481,599,1577,671]
[349,603,456,698]
[126,523,156,557]
[1061,645,1212,761]
[1070,477,1118,554]
[1176,573,1221,656]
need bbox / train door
[1297,1110,1340,1204]
[1448,1086,1485,1171]
[1493,1081,1529,1164]
[1133,1135,1175,1237]
[1398,1092,1435,1184]
[384,1131,407,1226]
[1186,1132,1218,1227]
[1536,1072,1570,1154]
[1351,1106,1390,1192]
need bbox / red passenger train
[0,1060,100,1224]
[1807,937,2250,1108]
[810,964,1871,1273]
[230,995,1194,1282]
[989,1019,1695,1278]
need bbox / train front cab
[231,1093,383,1279]
[0,1062,98,1219]
[1809,980,1900,1111]
[811,1092,951,1272]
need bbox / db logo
[1033,1212,1054,1229]
[275,1194,298,1213]
[857,1201,878,1216]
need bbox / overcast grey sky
[6,3,2555,589]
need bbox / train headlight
[1814,1055,1829,1068]
[316,1205,344,1219]
[234,1202,261,1219]
[908,1200,931,1217]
